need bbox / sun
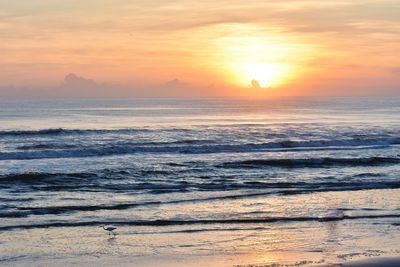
[209,24,312,91]
[213,34,297,89]
[241,62,288,88]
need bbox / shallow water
[0,97,399,266]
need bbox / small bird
[100,225,117,236]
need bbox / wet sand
[1,219,399,267]
[1,191,399,267]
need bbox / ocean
[0,97,399,266]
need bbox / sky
[0,0,399,97]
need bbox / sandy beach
[1,226,399,267]
[2,190,399,267]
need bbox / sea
[0,97,399,266]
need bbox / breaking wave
[1,137,399,160]
[220,156,400,168]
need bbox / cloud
[0,73,218,98]
[145,78,219,97]
[164,78,189,88]
[0,73,125,98]
[0,73,217,98]
[250,80,262,89]
[56,73,112,97]
[61,73,98,88]
[156,78,203,97]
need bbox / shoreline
[3,253,400,267]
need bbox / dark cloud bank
[0,74,206,99]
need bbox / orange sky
[0,0,399,97]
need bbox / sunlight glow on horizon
[209,25,315,90]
